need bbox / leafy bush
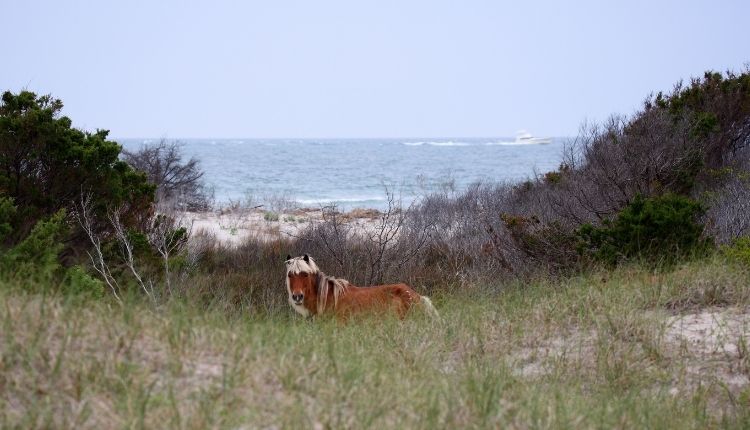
[0,90,161,299]
[722,237,750,267]
[1,210,68,281]
[578,194,710,265]
[0,90,154,245]
[62,265,106,299]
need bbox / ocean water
[117,138,565,210]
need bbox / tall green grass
[1,255,749,429]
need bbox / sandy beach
[180,207,383,246]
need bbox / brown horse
[284,254,439,321]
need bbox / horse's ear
[303,254,310,263]
[286,254,292,261]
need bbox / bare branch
[109,207,155,302]
[72,192,122,303]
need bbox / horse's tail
[420,296,440,319]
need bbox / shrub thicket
[578,194,709,265]
[0,90,158,298]
[457,68,750,275]
[0,90,154,247]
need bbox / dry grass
[1,256,749,429]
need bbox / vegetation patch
[578,194,710,265]
[723,237,750,267]
[263,211,280,222]
[1,258,748,428]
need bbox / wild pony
[284,254,439,321]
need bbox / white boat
[515,130,552,145]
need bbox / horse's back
[334,282,420,320]
[383,283,421,304]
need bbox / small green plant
[722,237,750,267]
[1,209,68,282]
[62,265,105,299]
[263,211,279,222]
[542,164,571,186]
[578,194,710,265]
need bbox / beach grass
[1,255,749,429]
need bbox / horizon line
[112,135,572,141]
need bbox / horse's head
[285,254,320,314]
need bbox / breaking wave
[402,141,472,147]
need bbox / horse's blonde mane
[286,255,349,314]
[285,255,319,275]
[316,273,350,314]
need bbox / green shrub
[578,194,710,265]
[1,211,105,299]
[0,90,154,246]
[263,211,279,222]
[543,171,563,184]
[690,111,719,138]
[722,237,750,267]
[1,209,68,281]
[63,265,106,299]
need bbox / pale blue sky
[2,0,748,138]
